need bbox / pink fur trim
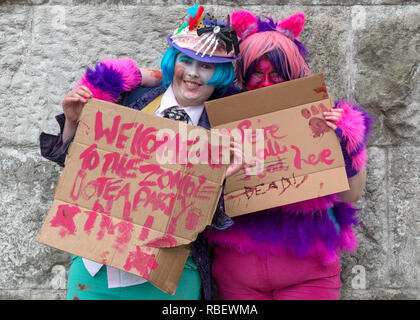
[101,58,142,91]
[336,100,366,154]
[231,10,258,39]
[339,227,358,252]
[77,77,118,103]
[313,241,340,264]
[282,194,339,215]
[351,148,367,171]
[277,12,305,38]
[205,229,344,265]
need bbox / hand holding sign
[62,86,93,142]
[205,74,350,217]
[37,98,228,295]
[323,108,344,132]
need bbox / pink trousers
[212,246,341,300]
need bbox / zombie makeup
[172,53,216,107]
[246,56,285,91]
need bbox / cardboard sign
[205,74,350,217]
[37,98,227,295]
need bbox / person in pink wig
[204,10,374,300]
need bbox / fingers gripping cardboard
[37,99,227,295]
[205,74,350,217]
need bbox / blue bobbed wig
[160,46,234,97]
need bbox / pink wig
[236,30,309,88]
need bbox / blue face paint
[172,53,216,107]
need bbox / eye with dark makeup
[200,63,215,70]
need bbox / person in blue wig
[39,5,242,300]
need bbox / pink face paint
[246,56,285,91]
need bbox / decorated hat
[167,4,240,63]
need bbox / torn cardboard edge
[36,200,190,294]
[205,73,328,127]
[224,166,349,217]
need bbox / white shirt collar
[155,85,204,126]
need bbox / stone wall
[0,0,418,300]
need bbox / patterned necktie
[163,106,190,123]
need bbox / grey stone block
[352,6,420,146]
[340,147,389,292]
[387,146,420,289]
[0,149,70,297]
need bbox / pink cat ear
[277,12,305,38]
[231,10,258,39]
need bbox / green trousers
[66,255,201,300]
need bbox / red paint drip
[50,204,81,238]
[185,208,203,230]
[146,235,177,248]
[149,69,162,81]
[83,210,98,235]
[123,246,158,279]
[100,251,110,264]
[139,215,154,241]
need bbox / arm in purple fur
[62,58,143,143]
[331,100,374,203]
[40,58,144,166]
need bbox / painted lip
[183,79,203,89]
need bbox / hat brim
[167,34,238,64]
